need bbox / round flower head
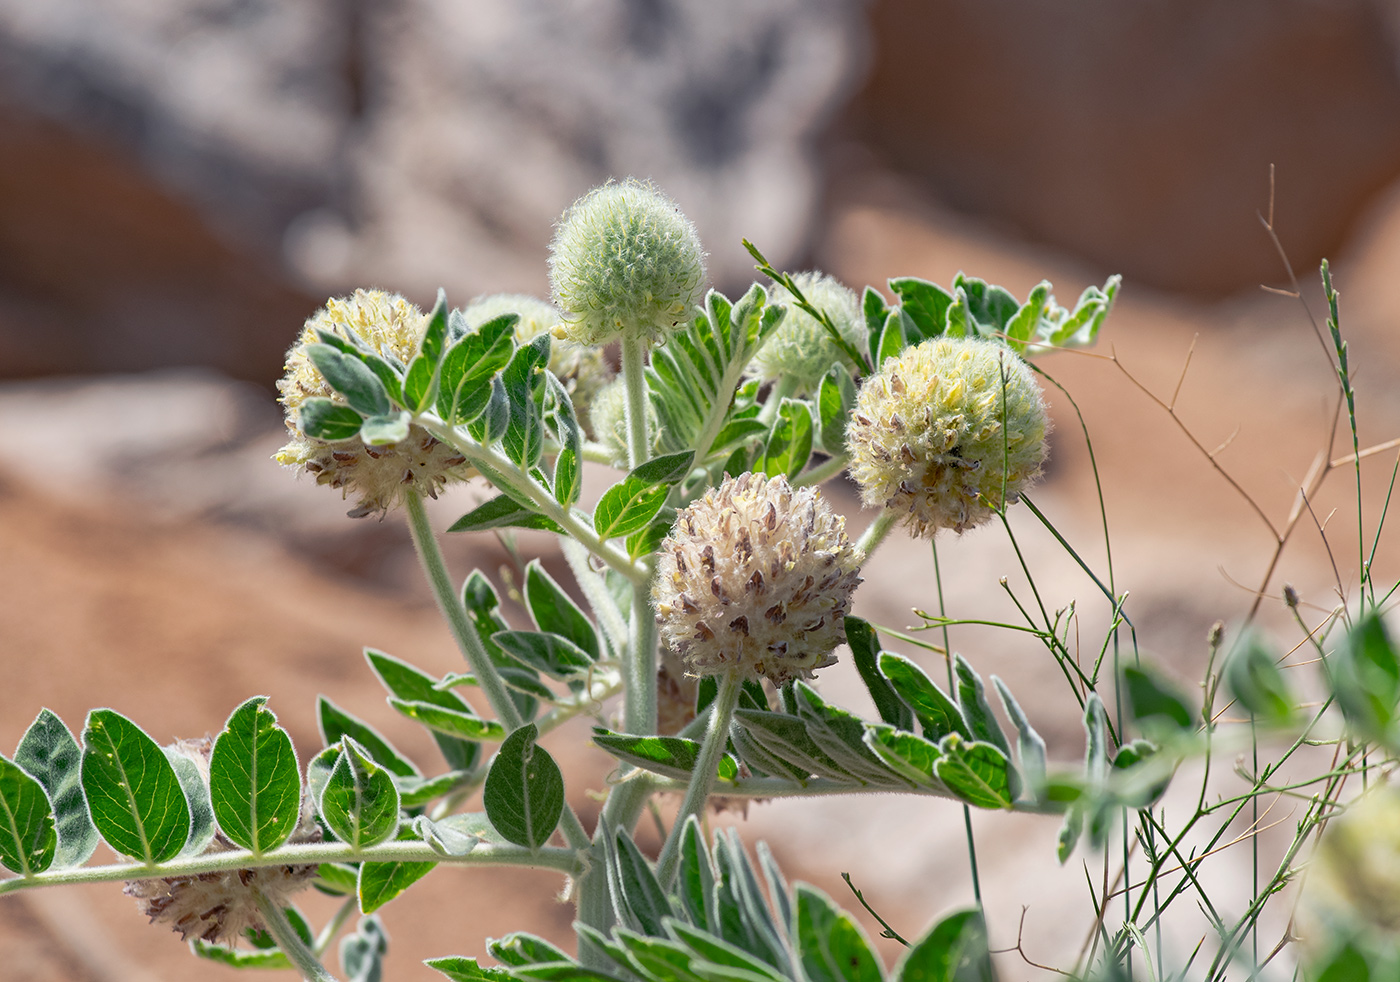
[589,376,657,467]
[464,292,614,432]
[276,289,474,517]
[548,179,706,345]
[847,336,1049,536]
[749,272,867,395]
[653,472,862,685]
[124,739,319,944]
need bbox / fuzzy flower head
[276,289,473,517]
[463,292,614,431]
[549,179,707,345]
[847,336,1049,536]
[749,272,867,395]
[588,376,657,467]
[653,472,862,685]
[124,739,319,945]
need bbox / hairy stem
[254,885,339,982]
[621,336,651,470]
[655,671,743,885]
[854,509,898,562]
[404,490,523,731]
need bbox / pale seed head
[652,472,862,685]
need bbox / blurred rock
[0,0,865,382]
[852,0,1400,296]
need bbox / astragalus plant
[2,178,1397,982]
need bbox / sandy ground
[3,180,1400,979]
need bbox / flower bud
[548,179,706,345]
[847,336,1049,536]
[749,272,866,395]
[653,472,862,685]
[276,289,474,517]
[463,292,614,432]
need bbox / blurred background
[3,0,1400,979]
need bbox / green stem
[655,671,744,886]
[626,574,660,738]
[757,376,798,427]
[315,896,360,957]
[621,336,651,470]
[404,490,523,731]
[854,509,899,562]
[253,885,339,981]
[0,841,582,894]
[794,453,849,488]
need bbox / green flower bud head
[548,179,707,345]
[276,289,474,517]
[464,293,614,433]
[847,336,1049,536]
[749,271,866,395]
[588,376,656,467]
[653,472,862,685]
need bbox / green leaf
[1330,612,1400,745]
[934,734,1013,809]
[468,375,511,444]
[404,293,451,413]
[341,914,389,982]
[0,756,56,874]
[502,334,550,469]
[732,709,856,782]
[612,830,674,935]
[815,364,856,455]
[845,619,912,728]
[489,933,573,967]
[795,883,883,982]
[953,274,1019,335]
[165,746,215,857]
[677,815,716,930]
[1225,631,1296,723]
[792,683,909,787]
[397,772,476,809]
[492,630,594,680]
[306,344,392,416]
[359,855,436,913]
[629,450,697,487]
[626,516,673,562]
[15,710,96,869]
[1003,282,1050,354]
[547,378,583,507]
[1122,664,1197,735]
[412,814,482,856]
[592,729,739,782]
[524,562,601,660]
[1057,804,1084,864]
[992,677,1047,801]
[389,699,507,742]
[876,310,906,367]
[359,411,411,446]
[193,939,292,969]
[759,400,814,482]
[367,649,483,771]
[437,314,517,424]
[482,724,564,850]
[594,477,670,541]
[314,329,406,406]
[298,398,365,441]
[889,277,953,342]
[318,696,420,779]
[953,655,1012,761]
[209,696,302,854]
[426,957,517,982]
[879,653,970,742]
[80,710,190,863]
[449,495,565,535]
[667,921,789,982]
[895,907,995,982]
[864,724,944,789]
[1112,739,1170,807]
[319,738,400,849]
